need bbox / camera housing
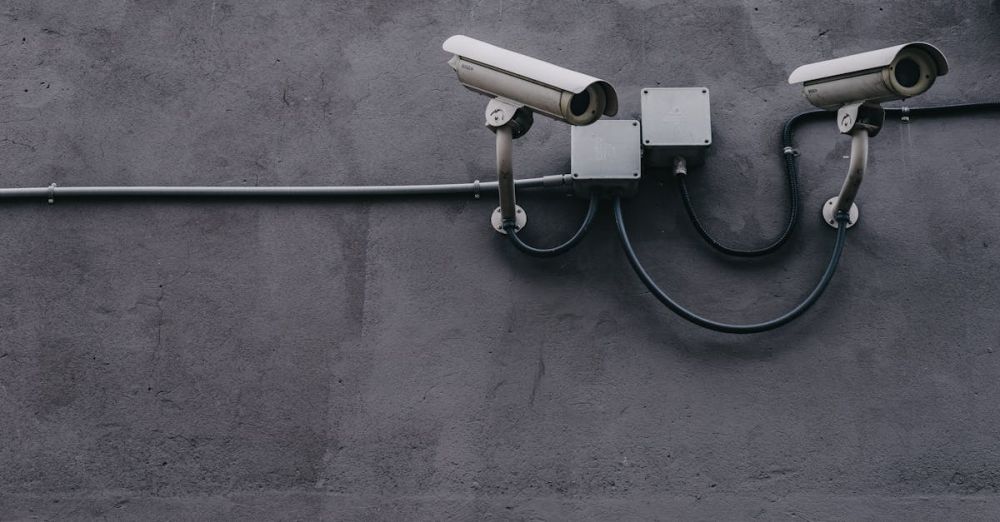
[788,42,948,110]
[443,35,618,126]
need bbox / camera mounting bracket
[837,101,885,136]
[484,98,531,234]
[822,101,886,228]
[484,98,534,138]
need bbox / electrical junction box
[640,87,712,168]
[570,119,641,197]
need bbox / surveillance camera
[788,42,948,110]
[791,43,950,230]
[443,35,618,126]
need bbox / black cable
[679,102,1000,258]
[677,110,827,257]
[502,194,599,258]
[884,102,1000,116]
[678,175,792,257]
[614,196,849,334]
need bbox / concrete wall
[2,1,999,519]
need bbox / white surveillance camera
[788,42,948,110]
[443,35,619,126]
[790,43,950,230]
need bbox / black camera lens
[570,90,591,116]
[894,58,921,88]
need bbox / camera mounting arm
[485,98,533,234]
[822,102,885,229]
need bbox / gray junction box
[570,119,642,197]
[640,87,712,168]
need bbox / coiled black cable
[678,110,827,257]
[503,194,600,258]
[614,196,849,334]
[680,102,1000,258]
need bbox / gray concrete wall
[1,1,999,520]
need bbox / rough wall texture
[1,1,999,520]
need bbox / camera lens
[570,90,591,116]
[894,58,921,88]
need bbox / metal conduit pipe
[0,175,571,201]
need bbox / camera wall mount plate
[492,205,526,234]
[823,197,859,228]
